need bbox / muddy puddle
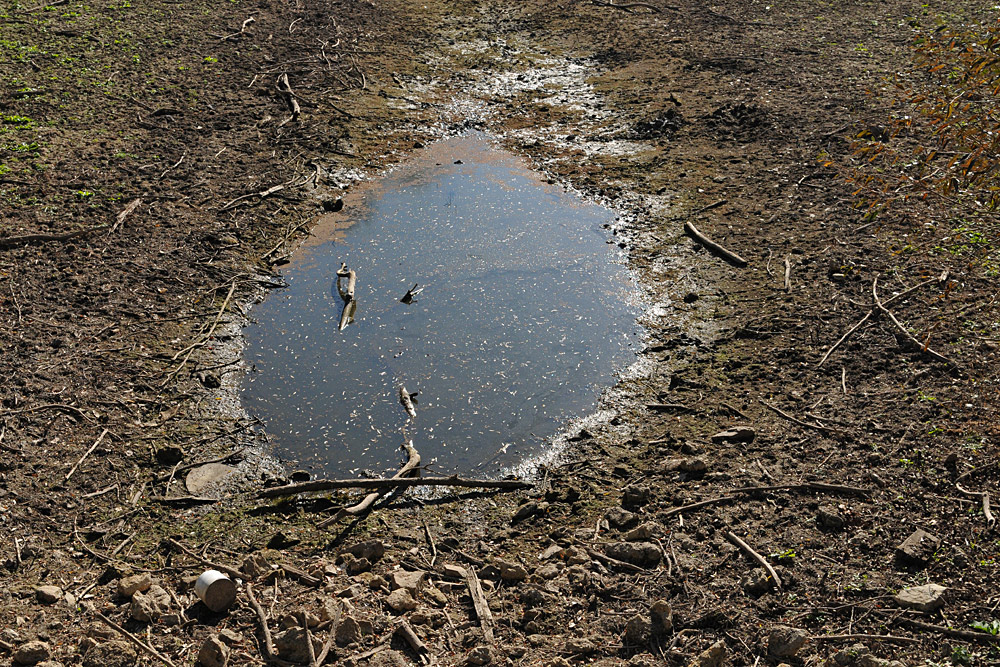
[242,133,642,477]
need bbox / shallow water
[242,133,642,477]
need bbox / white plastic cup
[194,569,237,612]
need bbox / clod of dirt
[498,560,528,582]
[894,584,947,612]
[816,505,846,531]
[624,614,652,645]
[342,539,385,563]
[336,616,363,645]
[275,626,322,663]
[621,485,651,509]
[390,569,427,593]
[894,529,940,568]
[13,641,50,666]
[650,600,672,633]
[688,640,727,667]
[624,522,657,542]
[82,641,136,667]
[605,541,661,567]
[34,586,62,605]
[767,626,808,658]
[631,109,685,140]
[565,638,598,655]
[197,635,230,667]
[466,646,493,666]
[130,584,171,622]
[185,463,236,495]
[386,588,417,613]
[703,102,771,142]
[117,573,152,598]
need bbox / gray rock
[512,501,541,523]
[767,626,808,658]
[13,641,50,666]
[895,529,940,567]
[424,585,448,607]
[710,427,755,444]
[606,507,639,530]
[274,627,321,663]
[35,586,62,605]
[678,458,708,475]
[622,485,651,508]
[832,643,871,666]
[198,636,230,667]
[605,541,661,567]
[185,463,236,495]
[565,638,598,655]
[131,584,171,622]
[82,641,137,667]
[686,640,726,667]
[650,600,672,633]
[816,505,846,531]
[625,522,657,542]
[561,546,590,565]
[217,629,242,646]
[343,539,385,563]
[625,614,651,645]
[366,650,408,667]
[534,563,561,580]
[386,588,417,613]
[390,569,426,594]
[336,616,363,645]
[895,583,946,612]
[117,573,152,598]
[498,560,527,582]
[466,646,493,665]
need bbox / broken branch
[684,221,747,267]
[725,530,783,590]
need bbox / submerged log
[262,475,531,499]
[336,262,356,301]
[399,386,417,419]
[315,440,421,526]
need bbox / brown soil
[2,0,998,666]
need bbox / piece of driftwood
[812,634,920,645]
[464,566,495,643]
[872,274,956,366]
[395,620,430,664]
[65,428,109,481]
[282,564,322,587]
[725,530,783,590]
[0,227,100,249]
[94,611,178,667]
[246,584,278,661]
[336,262,356,301]
[783,256,792,292]
[276,73,301,118]
[399,386,417,419]
[899,617,1000,644]
[338,299,357,332]
[317,441,421,527]
[955,464,997,529]
[110,198,142,234]
[315,600,341,665]
[263,474,531,498]
[684,221,747,267]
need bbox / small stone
[686,640,726,667]
[539,542,563,559]
[832,643,871,666]
[622,485,651,508]
[677,458,708,475]
[117,573,152,598]
[650,600,672,633]
[565,638,598,655]
[605,541,661,567]
[368,650,408,667]
[895,529,940,567]
[13,641,50,666]
[35,586,62,605]
[274,627,322,663]
[424,585,448,607]
[441,564,468,579]
[497,560,527,582]
[336,616,362,645]
[131,584,171,622]
[185,463,235,495]
[534,563,560,580]
[895,583,947,612]
[606,507,639,530]
[741,568,775,596]
[625,522,657,542]
[390,569,427,594]
[512,501,540,523]
[82,641,137,667]
[624,614,651,645]
[466,646,493,665]
[346,555,372,575]
[816,505,846,531]
[767,626,808,658]
[342,539,385,563]
[197,636,230,667]
[561,545,590,565]
[218,629,243,646]
[567,565,590,589]
[386,588,417,613]
[710,427,755,444]
[241,552,271,579]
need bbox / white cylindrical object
[194,569,237,613]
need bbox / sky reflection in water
[242,133,641,477]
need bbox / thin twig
[725,531,782,590]
[65,429,109,481]
[94,611,178,667]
